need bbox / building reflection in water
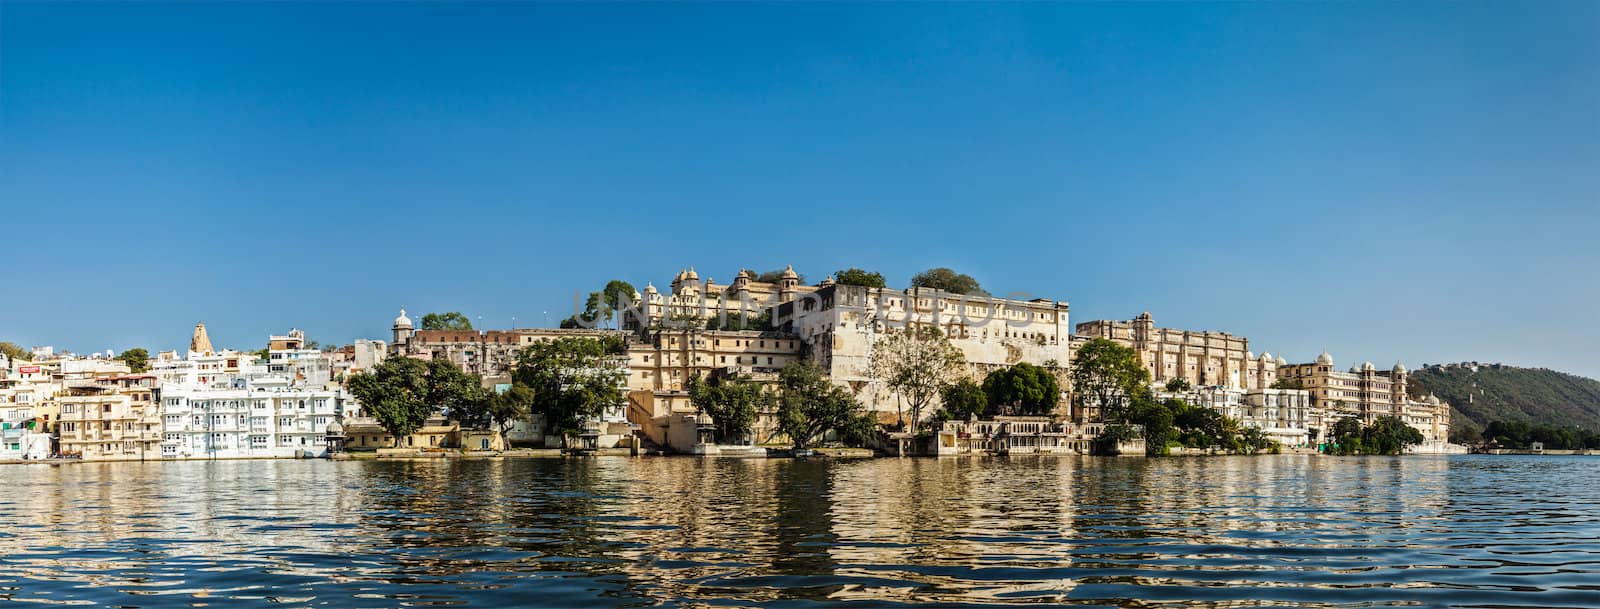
[0,455,1593,609]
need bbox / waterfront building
[159,376,346,459]
[1276,353,1452,447]
[1150,384,1316,447]
[57,374,161,461]
[776,282,1072,420]
[1076,312,1283,391]
[931,417,1115,455]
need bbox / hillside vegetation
[1409,364,1600,442]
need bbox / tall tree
[982,362,1061,416]
[869,325,965,432]
[909,267,987,296]
[1070,338,1151,422]
[686,371,771,444]
[563,279,638,329]
[430,359,489,427]
[347,357,436,447]
[420,311,474,331]
[777,361,869,449]
[0,342,31,362]
[833,268,887,289]
[115,348,150,373]
[513,336,627,442]
[937,379,987,422]
[486,385,536,436]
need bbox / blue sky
[2,2,1596,377]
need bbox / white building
[160,376,346,459]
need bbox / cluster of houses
[0,264,1460,461]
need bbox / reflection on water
[0,455,1595,607]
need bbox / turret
[392,307,414,346]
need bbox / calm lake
[0,455,1595,608]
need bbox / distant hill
[1409,363,1600,442]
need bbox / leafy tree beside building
[347,357,436,447]
[686,371,771,444]
[513,336,627,443]
[982,362,1060,416]
[909,267,988,296]
[1070,338,1151,422]
[936,379,987,422]
[777,361,872,449]
[833,268,887,288]
[116,348,150,373]
[869,325,965,432]
[0,342,31,362]
[420,311,474,331]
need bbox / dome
[1260,352,1273,362]
[1316,351,1334,366]
[739,268,755,280]
[1393,361,1407,374]
[684,266,699,281]
[393,308,413,329]
[325,420,344,435]
[1427,394,1442,405]
[644,282,657,294]
[780,264,799,279]
[1246,351,1255,360]
[820,275,835,287]
[1362,361,1376,372]
[1276,356,1288,366]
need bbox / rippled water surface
[0,455,1596,608]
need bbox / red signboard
[18,365,41,374]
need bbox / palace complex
[0,263,1460,460]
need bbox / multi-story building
[1076,312,1284,391]
[56,374,161,461]
[1276,353,1452,447]
[160,376,345,459]
[777,282,1073,419]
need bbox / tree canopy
[347,357,437,446]
[937,378,987,422]
[0,342,31,362]
[420,311,474,331]
[513,336,627,440]
[1478,419,1600,450]
[1164,378,1192,392]
[1328,416,1425,455]
[833,268,886,289]
[909,267,987,296]
[777,361,870,449]
[754,269,805,284]
[1070,338,1151,422]
[869,325,965,432]
[563,280,638,329]
[982,362,1061,416]
[686,371,771,444]
[116,348,150,373]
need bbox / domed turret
[1393,361,1407,374]
[1246,351,1255,361]
[684,266,699,281]
[1427,394,1441,405]
[644,282,657,294]
[780,264,798,280]
[1276,356,1288,366]
[393,307,413,329]
[1362,361,1376,372]
[1260,352,1273,362]
[820,275,835,287]
[1316,351,1334,366]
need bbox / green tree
[869,325,965,432]
[755,268,806,284]
[420,311,474,331]
[513,336,627,443]
[833,268,887,289]
[1328,416,1422,455]
[1164,378,1192,392]
[777,361,869,449]
[1126,392,1177,455]
[563,280,638,329]
[347,357,437,447]
[1070,338,1151,422]
[686,371,771,444]
[115,348,150,373]
[909,267,987,296]
[936,379,987,422]
[430,359,489,427]
[982,362,1062,416]
[0,342,31,362]
[1270,378,1304,390]
[486,384,536,436]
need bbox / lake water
[0,455,1595,608]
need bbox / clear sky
[2,2,1596,377]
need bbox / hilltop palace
[0,264,1456,460]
